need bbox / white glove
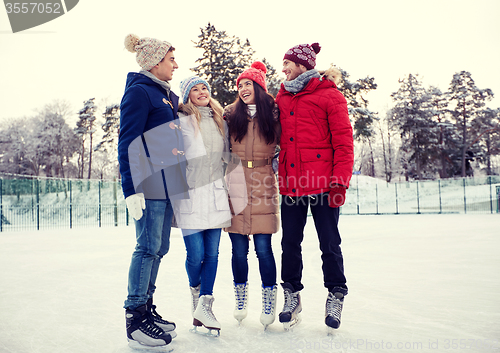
[125,193,146,221]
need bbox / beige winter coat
[223,104,280,235]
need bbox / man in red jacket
[275,42,354,331]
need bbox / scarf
[139,70,171,96]
[283,69,320,94]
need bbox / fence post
[489,176,493,214]
[98,180,102,228]
[0,178,3,232]
[375,183,379,214]
[438,180,442,214]
[36,179,40,230]
[395,183,399,214]
[356,174,360,214]
[463,178,467,214]
[416,181,420,214]
[69,180,73,229]
[496,186,500,213]
[113,178,118,227]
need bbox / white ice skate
[190,294,221,337]
[233,282,248,324]
[189,284,200,316]
[260,285,277,330]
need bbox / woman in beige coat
[223,62,280,329]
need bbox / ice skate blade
[327,326,337,336]
[283,315,301,331]
[189,325,220,337]
[128,339,173,352]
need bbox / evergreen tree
[95,104,120,153]
[262,57,282,97]
[426,86,457,178]
[448,71,493,177]
[75,98,97,179]
[335,68,377,140]
[391,74,438,180]
[95,104,120,179]
[475,107,500,175]
[191,23,255,106]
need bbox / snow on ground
[0,214,499,353]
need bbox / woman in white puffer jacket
[172,76,230,336]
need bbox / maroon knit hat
[283,43,321,70]
[236,61,268,92]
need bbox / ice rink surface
[1,214,499,353]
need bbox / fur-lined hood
[318,66,342,86]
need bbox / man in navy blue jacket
[118,34,188,350]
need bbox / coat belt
[232,156,272,168]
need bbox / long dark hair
[227,83,277,145]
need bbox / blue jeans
[124,199,173,310]
[182,228,221,296]
[229,233,277,288]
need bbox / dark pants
[280,192,348,295]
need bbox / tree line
[0,23,498,181]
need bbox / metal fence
[1,175,499,232]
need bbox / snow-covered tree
[391,74,438,180]
[335,68,378,141]
[262,57,283,98]
[0,117,32,175]
[378,108,400,182]
[94,104,120,179]
[475,107,500,175]
[75,98,97,179]
[448,71,493,177]
[33,110,79,178]
[192,23,254,106]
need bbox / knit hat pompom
[283,43,321,70]
[124,34,140,53]
[236,61,268,92]
[251,61,267,74]
[124,34,172,71]
[311,42,321,54]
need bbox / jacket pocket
[214,178,230,211]
[299,149,333,190]
[178,197,193,213]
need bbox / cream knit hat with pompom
[124,34,172,71]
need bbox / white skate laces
[325,292,344,330]
[233,282,249,323]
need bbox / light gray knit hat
[124,34,172,71]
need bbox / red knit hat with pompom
[236,61,268,92]
[283,43,321,70]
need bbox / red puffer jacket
[276,76,354,196]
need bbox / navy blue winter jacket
[118,72,188,200]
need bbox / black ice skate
[126,305,174,352]
[146,298,176,334]
[325,291,344,334]
[278,283,302,331]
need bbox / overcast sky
[1,0,499,124]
